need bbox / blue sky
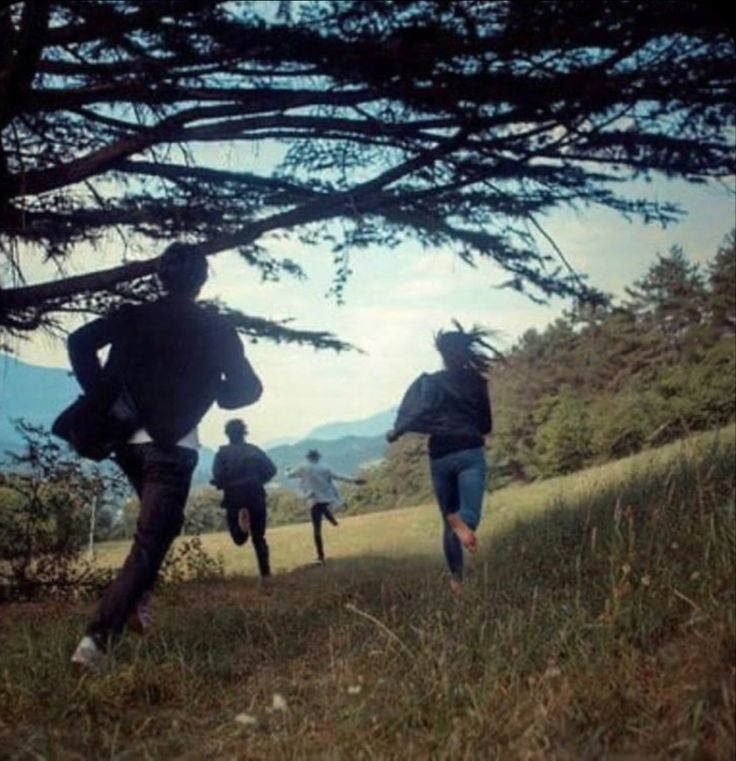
[12,173,735,448]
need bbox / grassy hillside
[1,427,734,759]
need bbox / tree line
[345,231,736,509]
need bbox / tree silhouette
[1,1,733,342]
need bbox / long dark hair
[434,321,501,375]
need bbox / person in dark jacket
[387,324,493,594]
[212,419,276,583]
[69,243,262,670]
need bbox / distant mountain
[0,354,80,455]
[0,356,388,486]
[266,434,386,485]
[305,407,396,441]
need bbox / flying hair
[434,320,503,374]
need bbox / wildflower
[347,685,362,695]
[272,693,288,712]
[235,713,258,727]
[641,575,651,587]
[690,571,701,581]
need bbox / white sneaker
[71,635,106,672]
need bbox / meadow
[1,427,734,759]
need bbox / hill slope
[3,428,733,758]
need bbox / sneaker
[237,507,250,534]
[128,592,152,635]
[71,635,106,672]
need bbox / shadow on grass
[1,430,733,758]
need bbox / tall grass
[1,428,733,759]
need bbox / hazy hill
[304,408,396,441]
[0,356,388,484]
[0,355,79,455]
[266,434,386,484]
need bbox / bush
[0,421,125,601]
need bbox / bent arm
[257,450,277,484]
[216,326,263,409]
[211,449,227,487]
[67,316,116,397]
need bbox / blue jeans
[430,447,487,580]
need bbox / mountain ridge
[0,356,388,485]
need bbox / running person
[67,243,262,669]
[212,419,276,583]
[287,450,364,564]
[387,324,492,593]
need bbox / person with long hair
[212,419,276,586]
[387,323,493,593]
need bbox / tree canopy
[0,0,733,343]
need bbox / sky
[10,173,734,449]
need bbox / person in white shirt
[287,449,364,564]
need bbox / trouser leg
[88,444,197,642]
[248,501,270,577]
[457,453,487,531]
[442,521,464,580]
[311,503,325,561]
[322,504,338,526]
[430,455,463,579]
[226,504,248,546]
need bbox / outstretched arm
[331,471,366,485]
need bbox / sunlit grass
[1,426,734,759]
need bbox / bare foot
[446,513,478,552]
[449,578,463,596]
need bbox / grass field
[1,427,734,759]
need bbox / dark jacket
[67,296,262,447]
[212,442,277,489]
[393,369,492,442]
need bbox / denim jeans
[429,447,487,580]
